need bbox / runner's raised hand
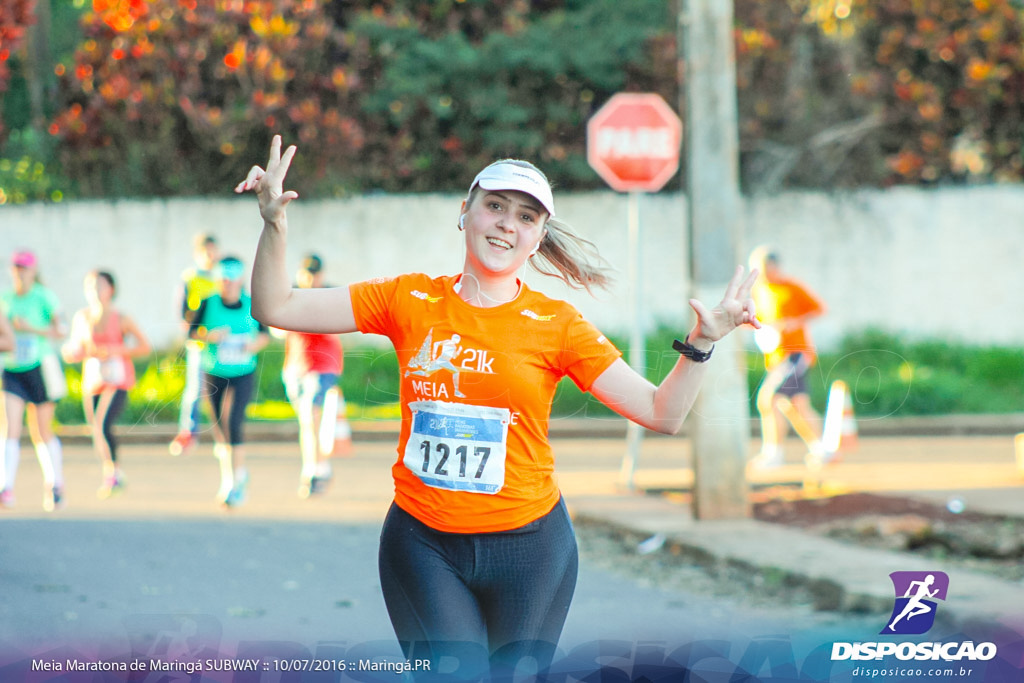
[687,265,761,344]
[234,135,299,225]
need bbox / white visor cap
[470,162,555,219]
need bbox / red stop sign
[587,93,683,193]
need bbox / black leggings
[92,390,127,463]
[378,497,578,679]
[205,372,255,446]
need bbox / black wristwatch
[672,337,714,363]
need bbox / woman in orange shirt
[238,136,759,677]
[748,247,829,468]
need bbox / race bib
[13,334,35,365]
[403,400,510,494]
[216,334,250,366]
[84,356,125,386]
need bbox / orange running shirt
[350,273,622,533]
[753,276,825,370]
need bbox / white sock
[4,439,21,490]
[214,444,233,497]
[34,440,55,487]
[299,425,318,481]
[47,439,64,488]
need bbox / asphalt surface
[1,423,1023,681]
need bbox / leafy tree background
[2,0,1023,201]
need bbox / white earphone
[529,229,547,257]
[458,214,466,230]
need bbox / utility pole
[26,0,54,132]
[680,0,751,519]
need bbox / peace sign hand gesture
[687,265,761,345]
[234,135,299,226]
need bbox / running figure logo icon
[882,571,950,635]
[405,329,466,398]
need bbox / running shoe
[0,488,14,508]
[805,450,842,467]
[168,431,195,456]
[97,474,125,499]
[43,486,64,512]
[750,450,784,470]
[298,474,332,499]
[223,471,249,508]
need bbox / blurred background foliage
[2,0,1023,203]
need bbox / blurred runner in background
[169,233,220,456]
[189,256,269,508]
[0,249,67,511]
[749,246,831,468]
[281,253,353,499]
[63,270,151,498]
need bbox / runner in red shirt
[237,136,760,677]
[282,254,352,498]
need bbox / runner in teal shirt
[0,250,67,511]
[188,256,269,507]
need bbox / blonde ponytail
[530,217,614,293]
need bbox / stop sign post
[587,93,683,488]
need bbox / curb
[53,412,1024,446]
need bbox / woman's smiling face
[460,188,548,279]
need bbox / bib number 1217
[417,440,491,479]
[404,400,509,494]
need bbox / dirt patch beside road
[753,492,1024,582]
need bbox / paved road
[0,434,1019,679]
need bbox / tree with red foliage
[45,0,1024,197]
[50,0,674,197]
[0,0,36,140]
[735,0,1024,188]
[50,0,364,196]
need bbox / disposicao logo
[882,570,949,635]
[830,570,998,663]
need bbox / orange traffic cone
[331,415,354,458]
[823,380,858,455]
[839,384,858,452]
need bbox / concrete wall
[1,185,1020,351]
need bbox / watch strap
[672,338,714,363]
